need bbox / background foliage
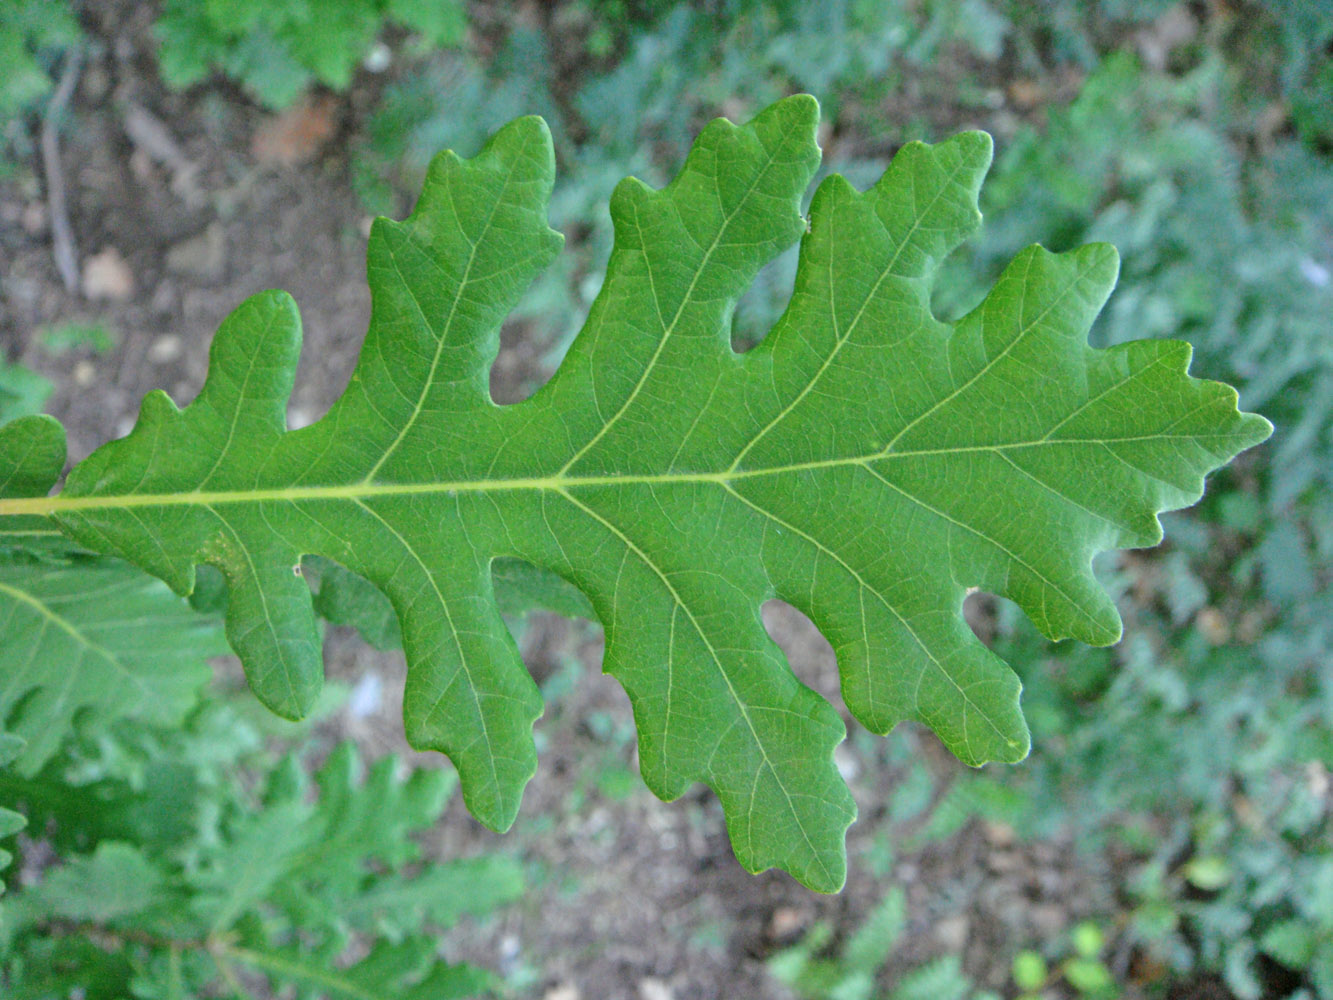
[1,0,1330,997]
[1,670,524,998]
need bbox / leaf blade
[1,96,1272,888]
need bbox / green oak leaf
[0,97,1270,890]
[4,841,168,926]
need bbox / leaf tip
[1090,610,1125,648]
[608,174,657,221]
[993,717,1033,765]
[742,831,850,895]
[455,778,527,836]
[144,388,182,423]
[772,91,820,126]
[1076,240,1122,292]
[0,411,62,439]
[0,414,66,499]
[746,93,821,169]
[1239,410,1275,449]
[953,128,995,168]
[487,113,556,169]
[252,286,299,314]
[804,861,849,895]
[1008,734,1032,762]
[1162,339,1274,456]
[964,719,1032,768]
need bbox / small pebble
[21,203,46,235]
[834,744,860,782]
[935,913,969,951]
[147,335,182,364]
[347,673,382,718]
[165,222,227,283]
[82,247,135,301]
[766,905,809,941]
[1196,607,1230,645]
[983,820,1016,847]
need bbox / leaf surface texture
[0,97,1270,889]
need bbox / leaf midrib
[2,429,1247,518]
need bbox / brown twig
[40,46,84,295]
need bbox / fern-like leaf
[0,556,225,775]
[887,955,973,1000]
